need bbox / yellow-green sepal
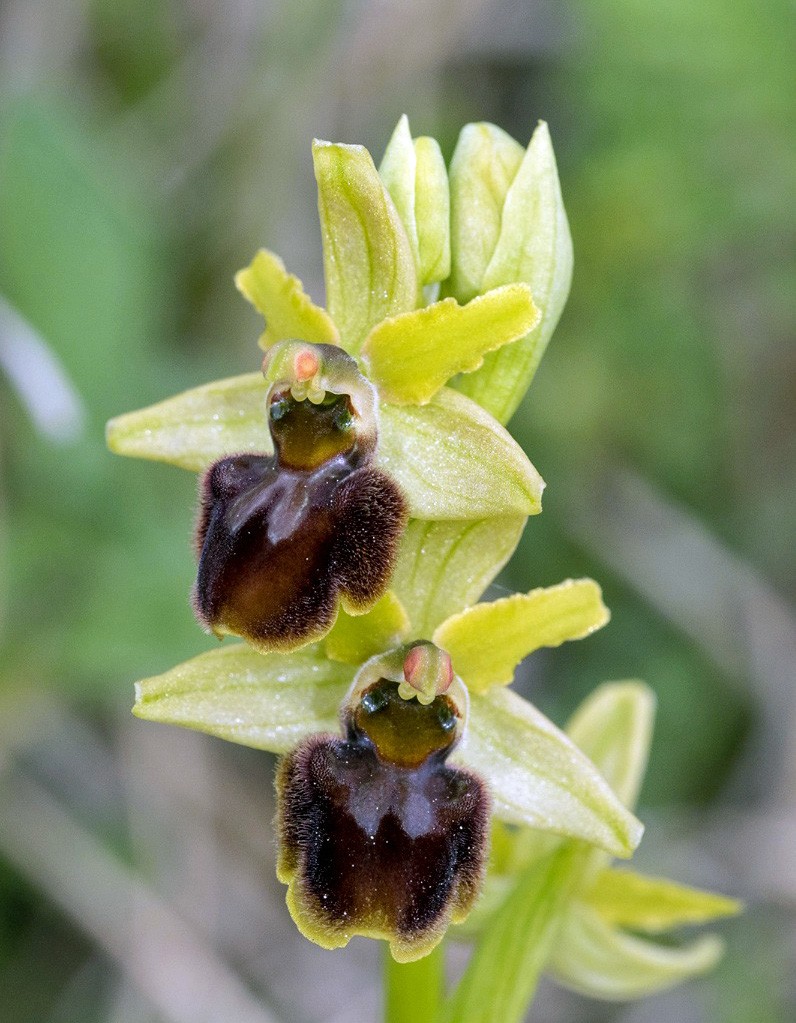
[445,122,524,304]
[313,139,417,354]
[106,372,271,471]
[133,644,352,752]
[361,284,538,405]
[379,387,545,519]
[435,579,609,693]
[548,903,725,1001]
[584,868,742,933]
[460,687,644,858]
[234,249,339,350]
[391,517,525,638]
[454,121,573,423]
[324,591,410,665]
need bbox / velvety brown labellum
[193,344,407,652]
[194,454,407,651]
[277,681,489,961]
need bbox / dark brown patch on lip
[277,683,489,959]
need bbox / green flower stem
[384,943,444,1023]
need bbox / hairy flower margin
[107,116,739,1004]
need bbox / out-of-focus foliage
[0,0,792,1020]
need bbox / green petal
[446,122,524,304]
[435,579,609,693]
[324,590,409,665]
[390,517,524,638]
[379,387,544,519]
[441,845,584,1023]
[133,644,352,752]
[566,681,655,811]
[313,139,417,353]
[461,687,644,858]
[413,135,450,285]
[362,285,538,406]
[234,249,338,350]
[585,868,742,933]
[454,121,573,423]
[106,372,271,471]
[549,904,725,1001]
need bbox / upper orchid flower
[193,340,407,651]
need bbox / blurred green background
[0,1,793,1021]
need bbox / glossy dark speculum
[277,680,489,960]
[193,346,407,651]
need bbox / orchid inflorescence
[107,116,738,1014]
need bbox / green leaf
[548,904,724,1001]
[585,868,742,933]
[324,590,409,664]
[454,121,574,423]
[434,579,609,693]
[390,517,524,638]
[234,249,339,350]
[460,687,644,858]
[362,285,538,405]
[133,643,352,752]
[445,123,524,304]
[379,387,544,519]
[106,372,271,471]
[314,140,417,353]
[439,845,582,1023]
[566,681,655,811]
[413,136,450,285]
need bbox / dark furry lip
[191,343,407,653]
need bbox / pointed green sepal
[380,387,544,519]
[324,591,410,665]
[566,681,655,811]
[379,116,450,288]
[313,139,417,353]
[584,868,742,934]
[378,115,420,272]
[133,644,353,752]
[435,579,609,693]
[106,372,271,471]
[454,121,574,423]
[549,904,725,1001]
[460,687,644,858]
[446,122,524,304]
[391,517,525,639]
[234,249,339,350]
[413,135,450,285]
[362,284,538,405]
